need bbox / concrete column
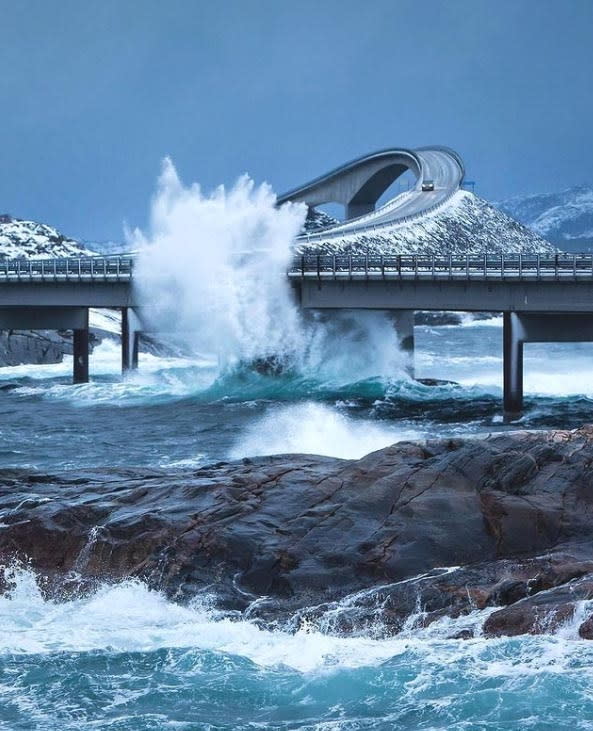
[391,310,415,378]
[73,309,89,384]
[121,307,140,374]
[503,312,523,416]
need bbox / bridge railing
[0,256,134,282]
[288,253,593,280]
[3,252,593,285]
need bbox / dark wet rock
[450,629,474,640]
[483,575,593,637]
[415,378,458,387]
[0,330,78,366]
[4,427,593,636]
[250,355,290,376]
[578,614,593,639]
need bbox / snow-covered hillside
[497,185,593,252]
[0,214,96,259]
[297,191,556,255]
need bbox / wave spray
[132,159,408,384]
[132,159,306,368]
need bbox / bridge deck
[1,253,593,413]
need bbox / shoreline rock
[3,427,593,637]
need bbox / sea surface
[2,318,593,729]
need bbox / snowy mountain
[497,185,593,252]
[0,214,96,259]
[297,191,556,255]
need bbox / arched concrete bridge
[277,146,464,234]
[1,146,593,416]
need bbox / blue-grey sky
[1,0,592,241]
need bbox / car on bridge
[421,180,435,191]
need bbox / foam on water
[0,339,211,384]
[9,318,589,411]
[3,573,593,728]
[0,566,423,671]
[228,402,421,460]
[1,565,591,675]
[417,320,593,398]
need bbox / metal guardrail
[288,254,593,281]
[3,253,593,286]
[0,256,134,282]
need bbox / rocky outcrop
[4,427,593,637]
[0,330,76,366]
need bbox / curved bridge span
[277,146,465,238]
[0,146,588,416]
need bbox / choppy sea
[2,317,593,729]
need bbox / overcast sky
[1,0,592,241]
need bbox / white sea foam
[0,339,203,383]
[5,340,218,407]
[0,567,409,671]
[130,160,411,386]
[228,402,421,460]
[2,567,593,680]
[132,160,307,367]
[417,323,593,398]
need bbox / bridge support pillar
[73,309,90,384]
[122,307,140,374]
[503,312,523,418]
[391,310,415,378]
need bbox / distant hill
[497,185,593,252]
[82,238,128,255]
[0,214,96,259]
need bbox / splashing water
[3,566,593,729]
[131,159,410,386]
[228,402,421,460]
[132,159,307,369]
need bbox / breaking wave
[2,567,593,729]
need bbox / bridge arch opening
[346,163,418,219]
[374,168,417,209]
[305,203,344,230]
[277,148,424,222]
